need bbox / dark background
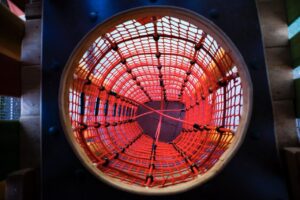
[42,0,289,199]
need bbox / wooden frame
[59,6,253,195]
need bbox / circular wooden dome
[59,6,252,195]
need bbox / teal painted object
[0,120,20,180]
[287,0,300,68]
[288,17,300,39]
[287,1,300,119]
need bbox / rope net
[67,15,243,189]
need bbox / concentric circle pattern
[60,7,252,194]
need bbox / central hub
[136,101,185,142]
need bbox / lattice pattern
[67,15,243,188]
[0,96,20,120]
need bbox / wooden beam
[284,148,300,200]
[0,4,24,61]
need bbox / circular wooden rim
[59,6,253,195]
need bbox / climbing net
[67,14,244,190]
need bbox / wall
[20,2,41,169]
[257,0,298,150]
[12,0,298,199]
[41,0,289,199]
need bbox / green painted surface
[286,0,300,24]
[290,32,300,68]
[295,78,300,118]
[0,120,19,181]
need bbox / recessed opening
[136,101,185,142]
[60,7,252,195]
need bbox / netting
[62,9,250,193]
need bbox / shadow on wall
[0,120,20,181]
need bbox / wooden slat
[25,2,41,19]
[0,4,24,61]
[284,147,300,200]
